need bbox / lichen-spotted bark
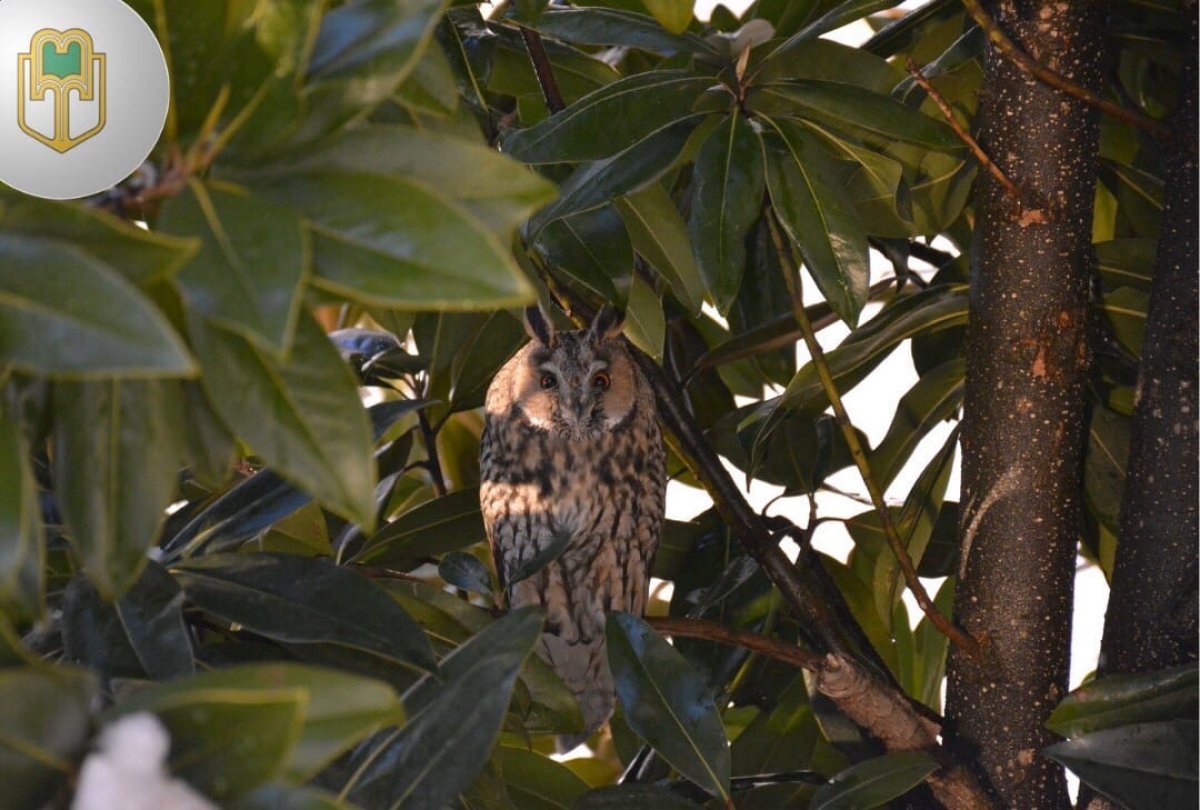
[1099,8,1198,677]
[945,2,1103,808]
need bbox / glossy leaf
[173,552,437,672]
[689,114,766,314]
[159,180,308,354]
[1045,720,1198,810]
[342,608,542,810]
[497,746,590,809]
[625,274,666,361]
[536,208,631,304]
[351,488,485,568]
[0,236,194,378]
[0,193,198,288]
[641,0,693,34]
[1047,663,1198,739]
[607,612,731,801]
[0,404,42,623]
[0,668,94,810]
[768,0,903,57]
[450,312,529,413]
[616,184,706,314]
[762,119,870,326]
[810,750,937,810]
[105,673,303,800]
[302,0,452,136]
[529,117,704,233]
[233,784,356,810]
[53,380,183,597]
[190,314,377,529]
[872,358,964,490]
[226,129,545,311]
[504,72,713,164]
[749,81,961,151]
[226,125,555,239]
[531,8,712,54]
[574,784,704,809]
[439,551,493,595]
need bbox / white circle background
[0,0,169,200]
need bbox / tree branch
[647,616,824,671]
[518,26,566,115]
[765,210,984,660]
[906,58,1021,203]
[960,0,1176,143]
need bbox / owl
[480,305,666,745]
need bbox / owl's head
[504,305,639,438]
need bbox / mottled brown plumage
[480,306,665,743]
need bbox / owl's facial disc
[512,334,636,438]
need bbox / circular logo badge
[0,0,169,200]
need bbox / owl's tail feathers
[540,633,614,752]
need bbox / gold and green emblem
[17,28,107,153]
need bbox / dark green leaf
[810,750,937,810]
[1095,238,1156,293]
[159,180,308,354]
[190,313,377,529]
[302,0,452,136]
[531,8,713,54]
[1084,404,1130,540]
[351,488,484,568]
[1045,720,1198,810]
[343,608,542,810]
[115,561,194,679]
[233,784,356,810]
[625,273,667,361]
[0,193,198,288]
[0,236,195,378]
[574,784,704,809]
[616,184,706,314]
[0,668,94,810]
[755,37,903,91]
[105,675,305,800]
[607,612,731,800]
[749,81,961,151]
[504,72,714,164]
[730,675,818,775]
[0,404,42,623]
[450,313,529,413]
[54,380,183,597]
[225,125,555,239]
[762,119,869,325]
[766,0,903,59]
[872,359,964,490]
[536,208,631,304]
[689,114,766,314]
[497,746,590,810]
[180,380,237,489]
[174,552,436,672]
[439,551,493,595]
[1047,663,1198,738]
[530,117,704,233]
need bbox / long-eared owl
[480,305,666,743]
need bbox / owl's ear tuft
[587,305,625,344]
[524,305,555,346]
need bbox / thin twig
[647,616,823,671]
[960,0,1175,142]
[906,58,1022,203]
[518,26,566,114]
[765,210,984,660]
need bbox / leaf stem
[518,26,566,115]
[905,59,1021,203]
[417,409,447,497]
[765,209,983,660]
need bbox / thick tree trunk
[1098,6,1198,677]
[945,2,1104,808]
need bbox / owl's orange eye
[593,372,611,391]
[540,373,557,390]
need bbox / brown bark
[1098,4,1198,677]
[945,2,1104,807]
